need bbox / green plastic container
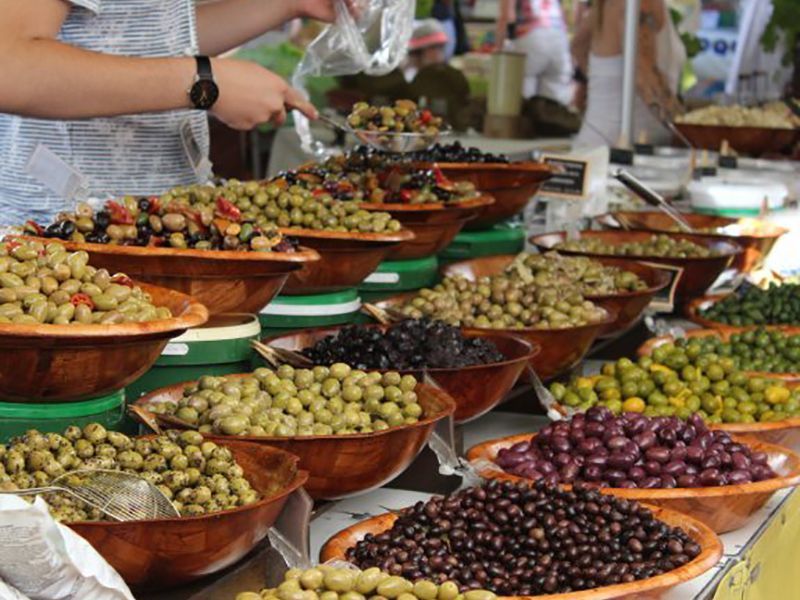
[439,222,526,263]
[0,390,126,442]
[259,289,362,336]
[126,314,261,402]
[358,256,440,304]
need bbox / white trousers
[509,26,573,105]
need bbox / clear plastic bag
[292,0,415,156]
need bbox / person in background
[403,19,451,83]
[495,0,573,105]
[431,0,457,59]
[0,0,341,224]
[571,0,685,149]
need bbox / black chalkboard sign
[642,262,683,313]
[539,156,589,199]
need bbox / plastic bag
[0,496,134,600]
[292,0,415,156]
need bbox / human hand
[210,59,317,130]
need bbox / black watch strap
[195,55,213,80]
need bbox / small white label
[180,119,213,181]
[162,342,190,356]
[364,272,401,284]
[25,144,89,201]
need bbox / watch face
[190,79,219,110]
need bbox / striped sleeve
[67,0,101,13]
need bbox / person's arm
[495,0,515,49]
[0,0,316,129]
[570,9,592,75]
[636,0,682,117]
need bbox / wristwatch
[189,56,219,110]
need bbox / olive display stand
[467,433,800,534]
[258,289,363,337]
[263,325,539,423]
[593,211,788,274]
[358,256,440,304]
[20,235,321,316]
[433,162,553,230]
[0,282,208,403]
[279,228,416,295]
[359,195,495,260]
[438,221,526,264]
[530,230,741,302]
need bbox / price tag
[25,144,90,202]
[363,271,400,285]
[718,155,738,169]
[268,488,313,569]
[162,343,189,357]
[180,119,213,181]
[643,262,683,313]
[539,155,589,199]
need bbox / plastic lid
[170,313,261,343]
[0,389,125,418]
[261,289,361,317]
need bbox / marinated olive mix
[347,100,444,135]
[27,191,294,252]
[399,275,607,329]
[401,142,510,164]
[550,354,800,423]
[301,319,504,370]
[0,239,170,325]
[148,366,423,436]
[235,566,497,600]
[495,408,776,488]
[0,425,259,521]
[347,480,702,595]
[663,329,800,374]
[699,282,800,326]
[555,234,718,259]
[504,252,648,295]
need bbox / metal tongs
[613,168,695,233]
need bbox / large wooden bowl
[263,325,539,423]
[278,228,415,294]
[320,506,723,600]
[359,195,495,260]
[0,283,207,403]
[136,381,456,500]
[685,294,800,332]
[23,237,320,316]
[442,254,671,338]
[433,162,553,229]
[531,231,740,302]
[594,211,788,273]
[376,294,616,381]
[68,439,308,590]
[637,328,800,383]
[467,433,800,533]
[672,122,798,155]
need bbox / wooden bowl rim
[67,436,308,527]
[594,212,789,241]
[0,281,208,339]
[636,328,800,382]
[15,235,320,264]
[530,231,743,261]
[672,121,798,135]
[432,161,554,175]
[684,294,800,331]
[358,194,495,213]
[441,254,673,302]
[466,432,800,499]
[260,325,541,374]
[135,379,456,443]
[320,506,723,600]
[278,227,415,243]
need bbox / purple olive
[641,476,662,489]
[605,469,626,484]
[731,453,751,470]
[510,441,530,453]
[701,455,721,470]
[677,474,697,487]
[699,468,722,486]
[644,461,662,475]
[538,461,556,475]
[628,466,646,482]
[751,452,768,465]
[645,447,670,464]
[633,431,657,450]
[521,466,543,481]
[727,470,752,485]
[585,454,608,468]
[662,461,686,477]
[560,463,580,482]
[685,464,699,476]
[579,438,602,455]
[496,451,528,468]
[554,452,572,467]
[583,465,602,481]
[752,465,775,481]
[585,421,605,437]
[607,436,629,451]
[617,480,637,489]
[660,474,677,488]
[658,428,677,444]
[551,436,571,453]
[719,452,732,467]
[608,452,635,470]
[686,446,704,464]
[670,446,688,462]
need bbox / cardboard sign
[643,262,684,313]
[268,488,313,568]
[539,155,589,199]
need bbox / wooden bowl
[359,195,495,260]
[467,433,800,533]
[672,122,798,155]
[376,294,616,381]
[136,381,456,500]
[320,506,723,600]
[442,255,671,338]
[68,439,308,590]
[685,294,800,332]
[0,283,208,403]
[22,236,320,316]
[636,328,800,383]
[434,162,553,230]
[530,230,740,301]
[263,325,539,423]
[715,419,800,454]
[278,228,415,294]
[594,211,788,273]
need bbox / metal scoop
[316,113,452,154]
[2,469,179,522]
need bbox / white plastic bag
[292,0,415,156]
[0,496,133,600]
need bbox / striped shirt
[0,0,209,225]
[517,0,566,34]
